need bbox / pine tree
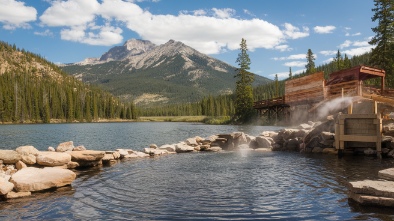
[289,67,293,79]
[305,49,316,74]
[234,38,254,123]
[343,54,352,69]
[333,50,344,71]
[369,0,394,87]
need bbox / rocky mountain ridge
[62,39,271,105]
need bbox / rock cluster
[0,142,105,200]
[348,168,394,207]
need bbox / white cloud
[273,53,305,61]
[320,50,336,56]
[269,72,289,79]
[284,61,307,67]
[212,8,236,19]
[0,0,37,29]
[283,23,309,39]
[34,29,54,37]
[61,25,123,46]
[274,44,292,52]
[353,40,369,47]
[323,58,334,64]
[39,0,286,52]
[352,32,361,36]
[193,9,206,16]
[40,0,99,26]
[314,25,336,34]
[339,40,352,49]
[342,46,373,56]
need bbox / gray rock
[0,180,14,195]
[56,141,74,152]
[102,154,115,161]
[144,148,168,155]
[158,144,176,152]
[149,144,158,149]
[36,152,71,166]
[284,139,300,151]
[185,138,198,146]
[379,168,394,181]
[312,147,323,153]
[73,145,86,151]
[15,145,39,156]
[15,161,27,170]
[6,191,31,199]
[0,150,22,164]
[255,136,273,148]
[11,167,76,192]
[175,143,195,153]
[348,180,394,198]
[67,161,79,169]
[21,154,36,165]
[68,150,105,162]
[207,146,222,152]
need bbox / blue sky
[0,0,376,80]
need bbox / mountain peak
[124,39,156,51]
[98,39,156,62]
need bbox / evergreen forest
[0,41,136,123]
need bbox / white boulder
[11,167,76,192]
[36,152,71,166]
[56,141,74,152]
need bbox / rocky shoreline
[2,118,394,206]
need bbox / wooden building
[254,65,389,124]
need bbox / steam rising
[317,97,354,119]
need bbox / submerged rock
[6,191,31,199]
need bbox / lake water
[1,122,394,220]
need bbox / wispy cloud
[283,23,309,39]
[284,61,307,67]
[273,53,305,61]
[314,25,336,34]
[34,29,54,37]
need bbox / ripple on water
[1,150,394,220]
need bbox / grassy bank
[0,116,232,125]
[138,116,231,124]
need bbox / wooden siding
[285,72,325,105]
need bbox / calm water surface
[0,122,394,220]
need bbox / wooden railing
[253,96,286,109]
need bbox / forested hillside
[0,41,136,123]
